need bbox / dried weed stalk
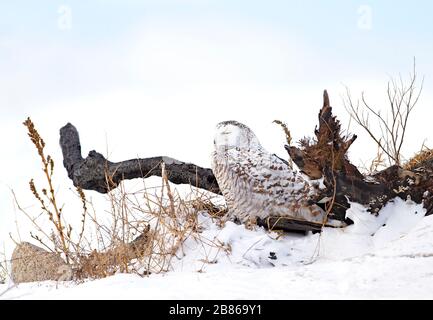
[15,118,227,281]
[23,118,73,263]
[273,120,294,168]
[0,252,7,284]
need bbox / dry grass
[0,254,6,284]
[357,143,387,175]
[368,144,387,173]
[404,144,433,171]
[273,120,292,146]
[23,118,73,264]
[74,172,228,278]
[273,120,293,168]
[11,118,227,282]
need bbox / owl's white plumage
[211,121,340,227]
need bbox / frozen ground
[1,197,433,300]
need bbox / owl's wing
[230,150,314,201]
[228,148,327,223]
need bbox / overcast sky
[1,1,432,252]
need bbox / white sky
[1,1,432,254]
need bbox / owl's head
[214,121,262,151]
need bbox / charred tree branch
[59,123,220,194]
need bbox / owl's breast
[211,150,267,222]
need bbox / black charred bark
[59,123,220,194]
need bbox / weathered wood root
[286,90,433,219]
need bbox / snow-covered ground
[1,196,433,300]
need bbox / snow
[1,195,433,300]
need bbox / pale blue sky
[1,0,432,109]
[0,1,432,252]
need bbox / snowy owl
[211,120,342,228]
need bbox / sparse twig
[344,60,423,166]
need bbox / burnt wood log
[59,123,220,194]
